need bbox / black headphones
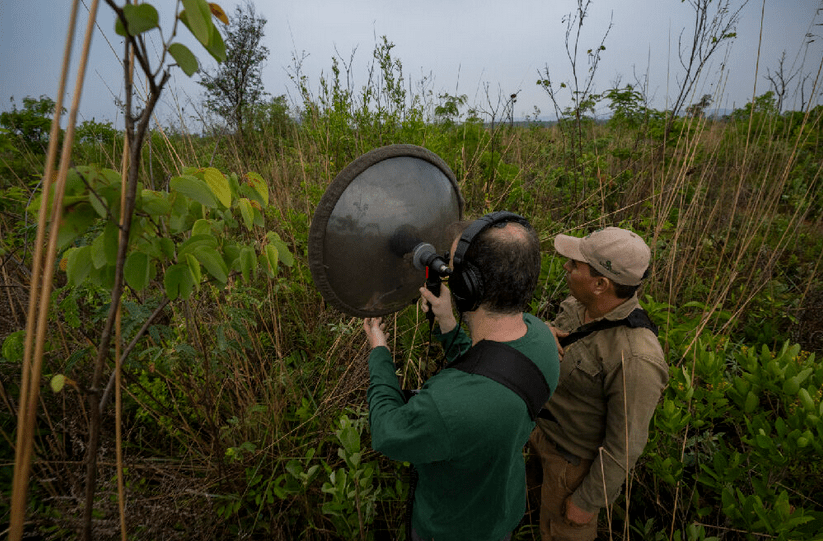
[449,211,531,313]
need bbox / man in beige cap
[528,227,669,540]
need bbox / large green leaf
[141,189,171,216]
[89,189,109,218]
[164,263,195,301]
[184,253,202,287]
[192,218,212,237]
[194,245,228,283]
[103,221,119,266]
[57,202,97,250]
[267,232,294,268]
[178,233,218,258]
[239,246,256,283]
[245,172,269,206]
[115,4,160,37]
[91,233,107,269]
[263,244,279,277]
[237,198,253,230]
[124,251,151,291]
[168,42,199,77]
[205,24,226,62]
[157,237,175,259]
[170,175,217,208]
[66,246,93,286]
[203,167,232,208]
[180,0,212,46]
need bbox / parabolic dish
[308,144,463,317]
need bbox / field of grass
[2,23,823,540]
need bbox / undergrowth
[1,40,822,540]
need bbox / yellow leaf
[209,3,229,24]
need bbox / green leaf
[194,245,228,283]
[192,218,212,237]
[185,253,202,287]
[89,189,109,218]
[178,234,218,258]
[205,23,226,62]
[237,198,253,230]
[164,263,195,300]
[744,391,759,414]
[239,246,255,283]
[91,232,108,269]
[170,175,218,208]
[168,42,199,77]
[798,388,815,412]
[127,3,159,36]
[50,374,66,393]
[245,172,269,206]
[267,233,294,268]
[124,251,151,291]
[141,189,171,215]
[103,221,120,266]
[2,331,25,363]
[180,0,213,46]
[158,237,175,259]
[66,246,93,286]
[203,167,232,207]
[264,244,279,277]
[58,203,97,250]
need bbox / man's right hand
[546,323,567,358]
[419,284,457,333]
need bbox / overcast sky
[1,0,821,129]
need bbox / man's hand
[546,323,568,358]
[564,496,596,526]
[419,284,457,333]
[363,317,388,349]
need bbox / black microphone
[412,243,450,276]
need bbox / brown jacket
[536,294,669,513]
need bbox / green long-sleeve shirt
[367,313,559,541]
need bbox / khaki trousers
[528,428,598,541]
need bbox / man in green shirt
[529,227,669,541]
[363,213,560,541]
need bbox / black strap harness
[558,307,658,349]
[448,340,551,421]
[446,308,658,423]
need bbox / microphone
[388,225,450,276]
[412,243,450,276]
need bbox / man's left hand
[363,317,388,349]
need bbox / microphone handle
[424,269,441,325]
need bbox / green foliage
[0,95,62,153]
[27,165,290,303]
[320,413,384,539]
[643,337,823,539]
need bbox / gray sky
[1,0,821,128]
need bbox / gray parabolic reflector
[309,145,463,317]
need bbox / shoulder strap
[448,340,550,421]
[559,308,658,349]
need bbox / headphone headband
[450,211,530,312]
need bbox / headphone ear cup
[451,262,483,312]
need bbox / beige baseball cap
[554,227,650,286]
